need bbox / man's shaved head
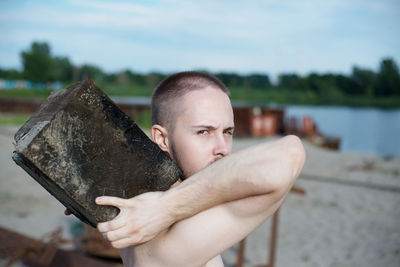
[151,71,229,132]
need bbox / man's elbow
[268,135,306,196]
[285,135,306,175]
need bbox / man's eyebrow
[191,125,218,130]
[191,125,235,131]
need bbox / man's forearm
[162,135,305,223]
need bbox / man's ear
[151,124,170,154]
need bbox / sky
[0,0,399,79]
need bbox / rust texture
[12,78,182,227]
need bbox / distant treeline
[1,42,400,98]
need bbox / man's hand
[96,191,174,248]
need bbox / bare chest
[120,247,224,267]
[204,255,224,267]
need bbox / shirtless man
[92,71,305,266]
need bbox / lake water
[113,97,399,157]
[285,105,400,157]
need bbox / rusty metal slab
[12,78,182,227]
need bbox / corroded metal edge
[12,152,98,227]
[14,82,80,143]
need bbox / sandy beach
[0,125,399,267]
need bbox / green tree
[215,73,244,88]
[54,56,73,82]
[304,73,345,96]
[334,74,357,95]
[351,67,376,96]
[278,73,305,90]
[78,64,105,82]
[375,58,400,96]
[126,70,146,85]
[305,73,323,93]
[146,72,165,87]
[0,68,23,79]
[21,42,56,82]
[244,74,271,89]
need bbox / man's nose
[212,134,230,157]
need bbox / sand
[0,125,399,267]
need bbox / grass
[1,84,400,108]
[0,111,153,131]
[0,113,30,126]
[101,82,154,97]
[0,89,52,98]
[229,87,400,108]
[131,109,152,129]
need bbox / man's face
[169,87,234,178]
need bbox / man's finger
[96,196,126,208]
[97,215,127,233]
[105,225,138,242]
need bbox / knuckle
[109,221,116,229]
[97,223,106,232]
[131,227,140,234]
[106,232,112,241]
[118,209,127,217]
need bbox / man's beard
[169,144,189,179]
[170,144,222,180]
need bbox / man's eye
[224,130,233,136]
[197,130,208,135]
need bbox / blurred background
[0,1,399,267]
